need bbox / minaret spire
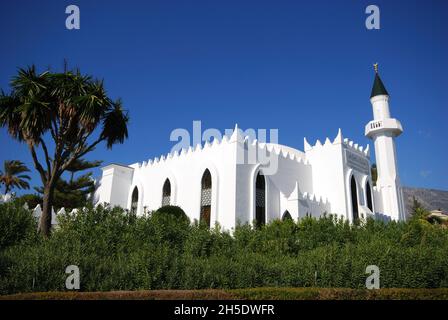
[365,65,406,221]
[370,63,389,98]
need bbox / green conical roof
[370,72,389,98]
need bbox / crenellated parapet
[304,128,370,158]
[286,180,331,220]
[131,124,313,170]
[299,191,330,207]
[130,130,234,170]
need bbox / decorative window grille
[255,173,266,227]
[162,179,171,206]
[200,169,212,227]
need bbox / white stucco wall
[95,73,407,226]
[95,125,383,230]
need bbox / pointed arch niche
[255,172,266,227]
[162,178,171,206]
[282,210,292,221]
[200,169,212,227]
[365,181,373,212]
[350,175,359,221]
[131,186,138,214]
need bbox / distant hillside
[402,186,448,216]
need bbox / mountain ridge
[402,186,448,216]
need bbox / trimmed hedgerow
[0,202,447,294]
[2,288,448,300]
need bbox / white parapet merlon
[0,193,12,203]
[33,204,42,219]
[31,204,60,229]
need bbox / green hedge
[230,287,448,300]
[0,201,38,249]
[2,288,448,300]
[1,202,447,294]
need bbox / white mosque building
[95,67,407,229]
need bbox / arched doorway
[366,181,373,212]
[131,187,138,214]
[255,172,266,227]
[350,176,359,221]
[282,210,292,221]
[162,178,171,206]
[200,169,212,227]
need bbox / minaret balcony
[365,118,403,138]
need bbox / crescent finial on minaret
[373,63,379,73]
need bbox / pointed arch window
[350,176,359,221]
[200,169,212,227]
[255,172,266,227]
[282,210,292,221]
[366,181,373,212]
[162,179,171,206]
[131,187,138,214]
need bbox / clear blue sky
[1,0,447,193]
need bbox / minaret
[365,64,406,221]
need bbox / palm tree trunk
[4,184,10,195]
[39,183,55,237]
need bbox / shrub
[14,194,42,209]
[0,201,38,249]
[154,206,189,222]
[0,205,447,294]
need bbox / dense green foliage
[35,159,102,210]
[0,201,37,249]
[14,194,42,209]
[154,205,189,221]
[0,65,129,236]
[1,202,447,294]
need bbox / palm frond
[101,99,129,149]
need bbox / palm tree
[0,160,31,194]
[0,65,129,236]
[35,158,102,209]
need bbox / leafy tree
[410,196,429,220]
[65,158,102,184]
[0,65,129,236]
[15,193,42,209]
[35,159,102,209]
[0,160,31,194]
